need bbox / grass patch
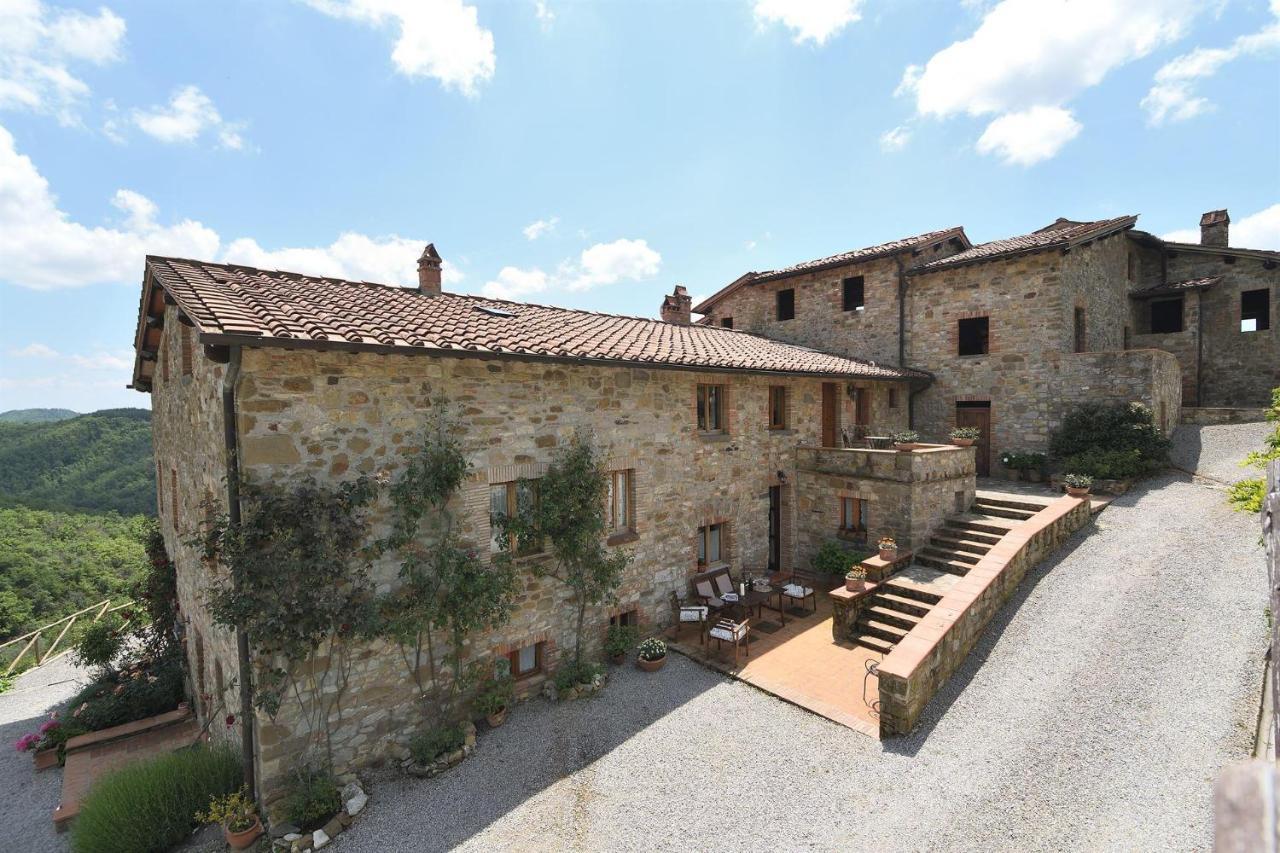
[283,765,342,831]
[70,743,241,853]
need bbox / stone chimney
[660,284,692,325]
[1200,209,1229,248]
[417,243,443,296]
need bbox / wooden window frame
[508,641,545,680]
[842,276,865,312]
[697,522,726,567]
[768,386,788,430]
[609,609,639,628]
[490,480,543,556]
[839,496,868,538]
[776,288,796,321]
[696,384,727,433]
[957,316,990,356]
[608,469,635,535]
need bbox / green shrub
[73,616,126,672]
[1060,448,1149,479]
[553,657,602,693]
[603,624,640,659]
[1228,387,1279,515]
[70,743,241,853]
[65,649,184,732]
[811,541,869,576]
[1228,479,1265,514]
[1050,401,1170,468]
[283,765,342,831]
[409,724,466,766]
[999,451,1047,471]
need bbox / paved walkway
[335,434,1267,851]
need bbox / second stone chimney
[660,284,692,325]
[417,243,443,296]
[1200,209,1229,248]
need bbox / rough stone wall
[1053,349,1182,436]
[793,445,974,563]
[147,307,241,744]
[1128,295,1200,406]
[215,346,910,793]
[1060,232,1130,352]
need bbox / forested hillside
[0,408,155,516]
[0,506,151,639]
[0,408,79,423]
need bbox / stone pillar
[1200,209,1229,248]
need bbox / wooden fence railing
[0,599,134,675]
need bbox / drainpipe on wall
[220,346,256,796]
[1195,292,1204,408]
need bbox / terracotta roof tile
[139,256,923,382]
[914,215,1137,273]
[1129,276,1220,297]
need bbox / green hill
[0,408,80,423]
[0,409,156,516]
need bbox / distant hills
[0,408,155,516]
[0,408,80,423]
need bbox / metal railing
[0,599,134,675]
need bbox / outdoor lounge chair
[670,591,709,644]
[708,617,750,664]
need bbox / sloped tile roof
[913,215,1138,273]
[138,256,923,382]
[692,226,969,314]
[1129,276,1220,297]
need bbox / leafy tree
[499,431,630,666]
[1228,387,1280,514]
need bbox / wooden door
[956,404,991,477]
[821,383,838,447]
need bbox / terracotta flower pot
[224,815,263,851]
[1066,486,1091,498]
[637,655,666,672]
[950,438,975,447]
[486,708,508,728]
[33,748,59,771]
[879,547,897,562]
[844,575,865,591]
[893,443,918,452]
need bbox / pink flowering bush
[14,732,40,752]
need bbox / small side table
[829,580,879,643]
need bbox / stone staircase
[852,491,1052,655]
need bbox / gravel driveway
[1170,420,1272,484]
[335,434,1268,853]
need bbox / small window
[509,642,544,679]
[697,384,726,432]
[1242,289,1271,332]
[180,324,193,376]
[1073,307,1086,353]
[842,276,865,312]
[1150,297,1184,334]
[720,317,734,329]
[768,386,787,430]
[1127,253,1136,282]
[170,469,179,530]
[609,609,639,627]
[490,480,542,554]
[888,388,899,409]
[958,317,989,356]
[608,469,635,534]
[697,523,724,566]
[156,461,164,512]
[840,497,867,536]
[776,288,795,321]
[161,337,171,383]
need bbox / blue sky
[1,0,1277,412]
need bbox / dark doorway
[768,486,781,573]
[821,383,838,447]
[956,401,991,477]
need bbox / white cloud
[0,122,463,291]
[481,265,549,300]
[9,342,133,372]
[304,0,495,96]
[898,0,1199,164]
[1162,203,1280,250]
[11,342,58,358]
[1142,5,1280,125]
[533,0,554,30]
[131,85,246,149]
[522,216,558,241]
[565,238,662,291]
[879,125,911,152]
[975,106,1082,166]
[0,0,126,121]
[753,0,862,45]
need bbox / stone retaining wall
[875,494,1092,736]
[1181,407,1270,425]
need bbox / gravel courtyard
[335,422,1270,853]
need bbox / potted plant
[636,637,667,672]
[877,536,898,562]
[844,564,867,592]
[949,426,980,447]
[196,787,262,851]
[891,430,920,451]
[604,623,640,665]
[473,659,515,728]
[1063,473,1093,498]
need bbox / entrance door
[852,387,870,441]
[768,486,781,573]
[821,383,838,447]
[956,402,991,477]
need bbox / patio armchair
[692,565,735,610]
[708,617,750,664]
[670,591,709,645]
[777,567,818,616]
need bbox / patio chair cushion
[678,605,708,622]
[708,620,748,642]
[713,573,735,596]
[782,583,813,599]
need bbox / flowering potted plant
[636,637,667,672]
[473,659,515,728]
[604,623,640,665]
[890,430,920,451]
[1063,473,1093,498]
[195,787,262,850]
[14,716,65,770]
[877,536,898,562]
[949,427,980,447]
[844,564,867,592]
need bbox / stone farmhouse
[129,208,1276,793]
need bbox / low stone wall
[1181,407,1270,426]
[1055,349,1182,436]
[794,445,975,558]
[876,495,1092,736]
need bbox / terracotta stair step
[913,554,974,576]
[864,605,920,630]
[883,577,946,605]
[854,634,896,654]
[972,492,1053,513]
[871,592,933,617]
[971,503,1037,521]
[920,546,980,565]
[930,535,993,555]
[951,514,1020,536]
[939,525,1002,545]
[856,618,911,643]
